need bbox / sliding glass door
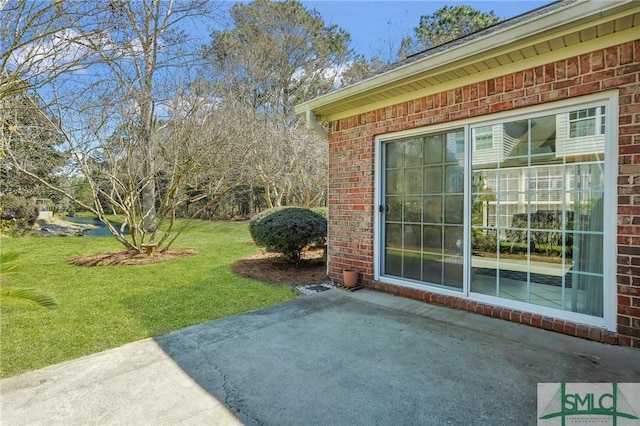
[470,107,606,317]
[378,97,612,323]
[382,129,465,291]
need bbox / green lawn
[0,220,297,378]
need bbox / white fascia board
[294,0,634,119]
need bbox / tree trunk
[141,178,156,233]
[248,185,255,216]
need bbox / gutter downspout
[305,110,329,140]
[305,109,330,279]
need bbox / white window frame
[569,106,606,139]
[374,91,618,331]
[473,125,493,151]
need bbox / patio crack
[195,339,264,426]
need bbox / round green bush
[309,207,328,247]
[0,194,38,224]
[311,206,328,219]
[249,207,327,262]
[0,194,38,235]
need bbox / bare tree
[1,0,94,99]
[285,124,328,208]
[203,0,350,209]
[1,0,254,254]
[0,78,66,198]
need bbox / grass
[0,219,297,378]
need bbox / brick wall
[327,40,640,347]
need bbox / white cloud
[292,61,352,90]
[9,28,92,76]
[8,28,145,79]
[156,95,223,121]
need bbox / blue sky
[302,1,552,59]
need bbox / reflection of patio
[471,273,567,310]
[471,256,577,311]
[387,253,589,312]
[471,272,581,311]
[471,256,571,276]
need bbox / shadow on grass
[119,266,296,337]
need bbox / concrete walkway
[2,289,639,425]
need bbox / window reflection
[382,105,607,318]
[471,106,606,317]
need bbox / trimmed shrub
[310,207,328,247]
[249,207,327,262]
[0,194,38,223]
[0,195,38,234]
[311,207,328,219]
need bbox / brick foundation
[366,281,619,346]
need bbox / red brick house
[295,0,640,346]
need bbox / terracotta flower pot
[343,268,359,288]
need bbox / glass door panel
[470,107,606,317]
[382,129,464,291]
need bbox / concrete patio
[2,289,639,425]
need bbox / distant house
[35,198,53,219]
[296,0,640,346]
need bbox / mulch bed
[68,248,199,266]
[231,248,329,286]
[67,244,328,287]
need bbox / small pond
[65,216,113,237]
